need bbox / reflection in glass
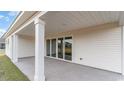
[64,37,72,61]
[58,38,63,59]
[46,40,50,56]
[51,39,56,57]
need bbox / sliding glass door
[46,36,72,61]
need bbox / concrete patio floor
[15,57,124,81]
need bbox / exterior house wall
[5,34,35,60]
[18,35,35,58]
[46,23,122,73]
[73,26,121,73]
[5,22,122,73]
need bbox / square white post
[13,34,18,63]
[34,18,45,81]
[10,36,13,60]
[122,26,124,75]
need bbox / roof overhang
[2,11,39,38]
[3,11,124,39]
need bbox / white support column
[34,18,45,81]
[13,34,18,63]
[10,36,13,60]
[122,26,124,75]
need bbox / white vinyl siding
[73,26,122,73]
[18,35,35,58]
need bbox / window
[51,39,56,57]
[58,38,63,59]
[64,37,72,61]
[0,43,5,49]
[46,40,50,56]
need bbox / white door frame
[45,35,73,63]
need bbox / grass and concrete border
[0,52,29,81]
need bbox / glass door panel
[64,37,72,61]
[58,38,63,59]
[51,39,56,57]
[46,40,50,56]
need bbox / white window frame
[45,35,73,63]
[50,39,52,57]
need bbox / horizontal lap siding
[18,35,35,58]
[73,26,122,73]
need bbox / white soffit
[13,11,124,37]
[4,11,38,38]
[41,11,121,33]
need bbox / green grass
[0,53,29,81]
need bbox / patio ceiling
[18,11,124,36]
[41,11,122,34]
[17,22,35,37]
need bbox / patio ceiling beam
[34,11,48,19]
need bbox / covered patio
[15,57,124,81]
[5,11,124,81]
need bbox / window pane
[1,43,5,49]
[64,37,72,61]
[46,40,50,56]
[58,38,63,59]
[0,43,5,49]
[51,39,56,57]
